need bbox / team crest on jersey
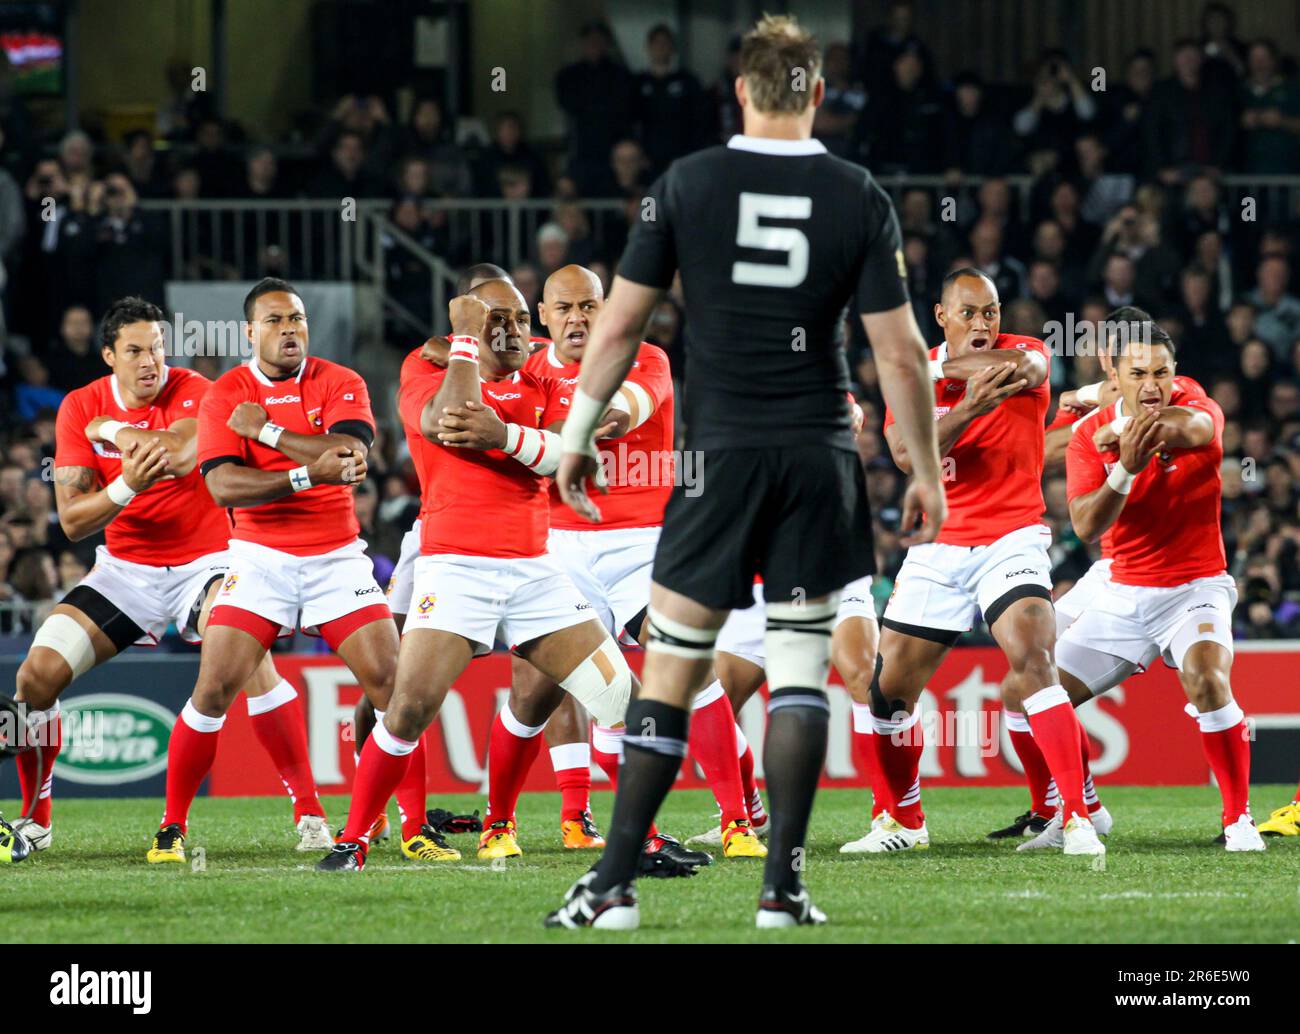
[418,594,436,613]
[307,407,323,428]
[535,406,544,424]
[222,573,238,592]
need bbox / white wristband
[1110,414,1132,435]
[258,422,285,448]
[288,466,312,492]
[928,358,946,382]
[1076,381,1103,406]
[560,388,607,459]
[98,420,130,446]
[1106,464,1136,495]
[449,335,479,363]
[106,474,137,507]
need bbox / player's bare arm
[1068,408,1166,542]
[557,276,661,522]
[203,447,365,508]
[421,295,491,439]
[938,345,1047,389]
[54,438,172,540]
[226,402,369,463]
[85,416,200,477]
[863,303,947,545]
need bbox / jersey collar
[248,357,307,387]
[546,343,568,368]
[111,364,169,411]
[726,134,827,157]
[935,341,949,363]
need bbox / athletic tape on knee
[646,607,717,660]
[500,702,546,738]
[560,639,631,728]
[764,597,836,694]
[1003,707,1032,734]
[245,678,297,716]
[866,653,904,721]
[32,613,96,679]
[1187,700,1244,733]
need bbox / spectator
[1026,259,1069,328]
[58,172,167,314]
[1145,38,1237,182]
[709,35,743,143]
[633,24,707,176]
[1013,51,1098,171]
[323,93,396,181]
[45,305,102,391]
[944,71,1014,177]
[1237,338,1275,414]
[475,111,550,198]
[398,97,472,198]
[1103,49,1157,174]
[556,21,635,196]
[120,129,167,198]
[1247,256,1300,359]
[306,129,383,198]
[605,139,650,200]
[59,130,96,193]
[1199,2,1247,82]
[813,42,867,160]
[968,218,1025,301]
[535,222,569,277]
[859,1,934,94]
[191,118,243,198]
[1073,132,1134,225]
[1174,265,1232,382]
[865,43,944,173]
[13,357,63,422]
[1238,40,1300,175]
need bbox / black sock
[760,688,829,894]
[589,700,688,894]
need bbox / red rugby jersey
[525,340,675,531]
[885,334,1050,546]
[197,357,373,556]
[55,367,229,566]
[1066,377,1222,585]
[398,364,568,558]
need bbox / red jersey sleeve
[1182,395,1224,440]
[539,375,571,428]
[626,344,673,413]
[323,366,375,432]
[1065,416,1108,502]
[397,369,444,431]
[167,370,209,424]
[54,391,97,471]
[198,378,247,468]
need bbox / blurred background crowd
[0,0,1296,644]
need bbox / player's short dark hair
[457,263,511,295]
[1111,318,1175,361]
[100,296,165,352]
[941,266,997,301]
[243,277,301,322]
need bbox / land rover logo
[55,694,175,785]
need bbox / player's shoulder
[400,347,439,382]
[995,333,1046,353]
[60,376,110,413]
[634,340,670,366]
[306,356,363,387]
[1172,374,1208,401]
[210,363,253,393]
[1072,401,1115,441]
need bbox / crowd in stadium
[0,0,1297,640]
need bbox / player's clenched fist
[448,295,491,341]
[228,402,270,439]
[309,445,368,486]
[120,437,172,494]
[1117,408,1166,474]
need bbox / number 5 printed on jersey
[731,192,812,288]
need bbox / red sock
[850,704,884,819]
[689,686,747,828]
[485,707,544,828]
[550,743,591,822]
[1007,718,1057,819]
[16,710,60,827]
[247,683,323,823]
[1080,733,1102,814]
[161,703,224,833]
[1023,688,1087,822]
[1197,711,1252,827]
[393,735,428,841]
[871,710,924,828]
[343,732,414,846]
[736,730,765,822]
[593,724,657,839]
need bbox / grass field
[4,785,1297,943]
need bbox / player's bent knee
[26,614,97,700]
[764,596,836,692]
[560,638,631,728]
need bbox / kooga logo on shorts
[56,694,176,785]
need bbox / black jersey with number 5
[617,135,908,452]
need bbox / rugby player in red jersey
[437,265,719,863]
[317,280,643,871]
[847,267,1105,857]
[146,279,427,863]
[1060,328,1264,851]
[14,297,329,855]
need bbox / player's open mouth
[566,330,586,345]
[969,335,990,350]
[1139,396,1161,410]
[138,374,157,387]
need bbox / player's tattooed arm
[227,402,370,464]
[938,346,1047,390]
[54,437,171,539]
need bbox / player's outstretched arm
[1148,406,1215,450]
[557,277,661,522]
[938,345,1047,389]
[863,302,946,544]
